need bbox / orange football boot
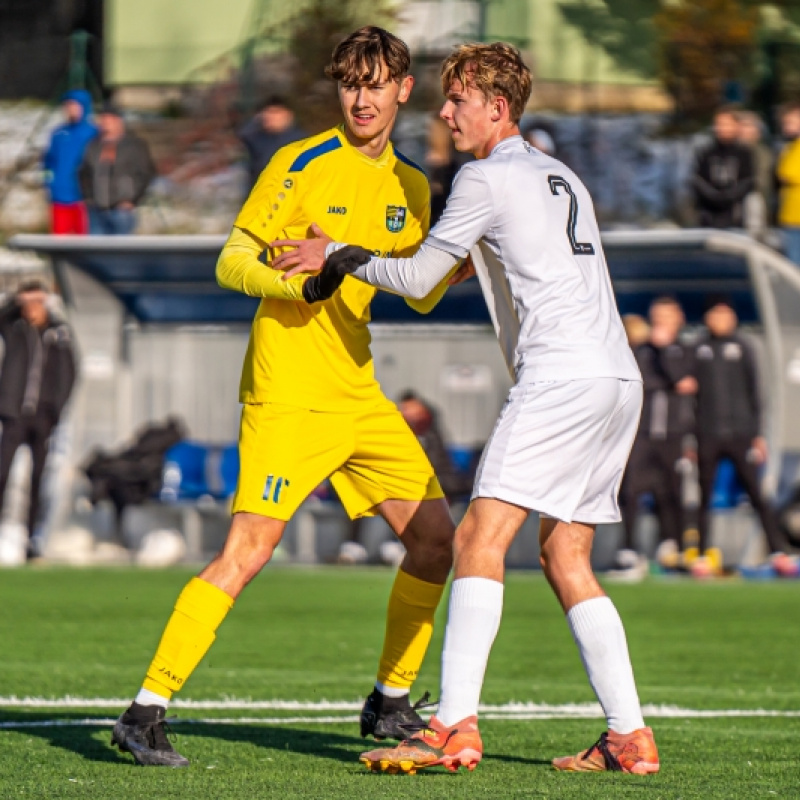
[360,715,483,774]
[552,727,659,774]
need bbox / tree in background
[287,0,399,132]
[654,0,758,124]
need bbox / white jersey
[352,134,639,384]
[430,136,638,382]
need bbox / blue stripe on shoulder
[288,137,342,172]
[394,148,425,175]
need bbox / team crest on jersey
[386,205,406,232]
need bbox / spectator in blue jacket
[43,90,97,234]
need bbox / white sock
[375,682,409,699]
[135,687,170,709]
[437,577,504,727]
[567,596,645,734]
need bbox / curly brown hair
[441,42,532,123]
[326,26,411,84]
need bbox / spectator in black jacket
[693,294,795,576]
[691,106,755,228]
[0,281,77,558]
[79,104,156,234]
[616,298,696,577]
[238,96,306,195]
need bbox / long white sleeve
[350,239,460,300]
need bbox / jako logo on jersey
[327,206,347,215]
[263,474,290,503]
[386,205,406,232]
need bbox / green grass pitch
[1,566,800,799]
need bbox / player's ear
[398,74,414,104]
[491,95,508,122]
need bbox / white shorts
[473,378,643,524]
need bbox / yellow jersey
[217,125,449,411]
[777,139,800,226]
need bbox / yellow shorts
[232,399,444,521]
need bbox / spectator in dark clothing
[397,391,474,500]
[79,104,156,234]
[693,294,796,576]
[738,111,774,237]
[691,106,755,228]
[0,281,77,558]
[238,96,305,194]
[617,298,696,577]
[43,89,98,234]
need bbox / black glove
[302,245,373,304]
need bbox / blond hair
[440,42,532,123]
[326,26,410,84]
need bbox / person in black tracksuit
[618,298,696,563]
[691,106,755,228]
[0,281,77,555]
[693,295,788,558]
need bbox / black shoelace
[583,732,623,771]
[147,716,178,751]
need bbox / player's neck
[342,123,395,160]
[473,124,520,160]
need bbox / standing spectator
[617,298,696,575]
[397,390,474,501]
[737,111,774,237]
[693,295,796,578]
[238,96,306,194]
[691,106,755,228]
[42,90,97,234]
[776,103,800,265]
[79,104,156,234]
[0,281,77,559]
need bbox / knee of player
[453,523,499,563]
[540,535,587,572]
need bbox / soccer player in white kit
[277,41,659,777]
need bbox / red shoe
[552,727,659,774]
[359,715,482,774]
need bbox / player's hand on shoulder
[271,223,333,279]
[302,245,373,304]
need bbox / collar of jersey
[334,124,395,169]
[490,134,524,156]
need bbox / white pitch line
[4,708,800,731]
[2,698,800,730]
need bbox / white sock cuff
[450,577,504,610]
[567,596,618,630]
[375,682,409,699]
[135,687,170,709]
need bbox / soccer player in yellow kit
[111,27,456,767]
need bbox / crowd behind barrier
[2,98,800,570]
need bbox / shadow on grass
[0,711,550,770]
[0,711,378,767]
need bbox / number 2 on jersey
[547,175,595,256]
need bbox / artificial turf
[1,566,799,798]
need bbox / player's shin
[139,577,235,704]
[436,577,504,727]
[567,596,645,733]
[376,569,445,693]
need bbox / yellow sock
[141,577,234,700]
[376,570,445,690]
